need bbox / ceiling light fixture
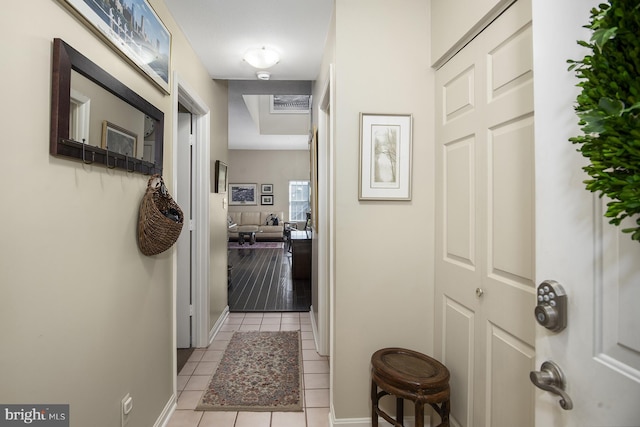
[256,71,271,80]
[243,47,280,69]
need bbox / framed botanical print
[359,113,413,200]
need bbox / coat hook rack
[81,139,94,164]
[126,154,136,173]
[105,146,116,169]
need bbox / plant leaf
[599,97,625,116]
[591,27,618,53]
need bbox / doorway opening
[173,75,211,383]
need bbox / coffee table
[238,230,260,245]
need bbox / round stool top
[371,347,449,393]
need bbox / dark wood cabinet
[291,230,312,280]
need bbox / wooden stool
[371,348,450,427]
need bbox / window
[289,180,310,221]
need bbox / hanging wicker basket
[137,174,184,256]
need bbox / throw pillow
[265,214,279,226]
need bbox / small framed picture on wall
[214,160,227,193]
[261,184,273,194]
[261,195,274,205]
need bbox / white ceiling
[163,1,333,150]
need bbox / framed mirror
[50,38,164,175]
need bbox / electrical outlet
[121,394,133,427]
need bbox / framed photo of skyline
[229,183,257,205]
[58,0,171,94]
[359,113,413,200]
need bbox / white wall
[0,1,227,425]
[331,0,435,421]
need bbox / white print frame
[229,183,257,205]
[101,121,137,157]
[359,113,413,200]
[261,184,273,194]
[58,0,171,94]
[261,195,274,205]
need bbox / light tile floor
[167,312,330,427]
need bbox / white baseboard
[309,305,321,354]
[329,406,433,427]
[330,416,371,427]
[208,305,230,345]
[154,394,176,427]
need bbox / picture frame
[229,183,257,205]
[101,121,137,157]
[359,113,413,200]
[57,0,172,94]
[261,184,273,194]
[214,160,227,193]
[261,195,274,205]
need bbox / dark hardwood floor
[228,245,311,312]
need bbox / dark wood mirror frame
[50,38,164,175]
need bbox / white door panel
[435,1,534,426]
[176,112,192,349]
[532,0,640,424]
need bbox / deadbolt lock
[535,280,567,332]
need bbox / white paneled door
[436,0,640,425]
[532,0,640,425]
[435,0,535,425]
[176,112,193,349]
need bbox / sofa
[228,211,285,241]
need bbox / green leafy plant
[568,2,640,241]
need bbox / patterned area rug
[228,241,285,249]
[197,331,303,412]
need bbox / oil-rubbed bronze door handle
[530,361,573,410]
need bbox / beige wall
[227,150,311,223]
[0,1,226,426]
[309,5,336,358]
[431,0,513,66]
[331,0,435,420]
[209,81,230,331]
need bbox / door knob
[530,361,573,410]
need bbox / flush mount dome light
[243,47,280,69]
[256,71,271,80]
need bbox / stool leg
[396,397,404,426]
[371,380,378,427]
[438,400,450,427]
[415,402,424,427]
